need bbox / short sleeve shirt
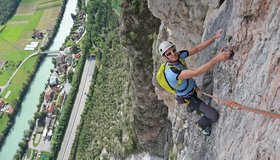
[164,50,196,97]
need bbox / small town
[26,10,86,159]
[0,6,86,159]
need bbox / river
[0,0,78,159]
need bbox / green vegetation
[2,56,38,105]
[0,25,26,42]
[40,151,51,160]
[0,0,21,25]
[0,11,43,86]
[65,38,75,46]
[27,148,32,158]
[13,119,36,159]
[33,133,41,147]
[0,113,9,133]
[37,1,62,10]
[30,149,38,160]
[112,0,121,16]
[68,0,136,159]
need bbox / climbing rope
[196,90,280,119]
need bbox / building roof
[45,88,53,97]
[49,76,58,86]
[47,102,53,113]
[5,105,13,114]
[64,47,72,54]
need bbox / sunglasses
[164,48,176,56]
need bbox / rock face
[120,0,171,157]
[146,0,280,159]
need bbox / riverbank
[0,0,84,158]
[0,0,67,152]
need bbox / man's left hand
[213,29,223,39]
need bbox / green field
[0,7,42,86]
[0,114,9,135]
[0,0,62,136]
[1,56,37,105]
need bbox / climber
[158,30,230,136]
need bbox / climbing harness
[196,89,280,119]
[176,96,190,105]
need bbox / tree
[67,70,74,83]
[34,111,47,119]
[52,58,57,67]
[71,44,80,54]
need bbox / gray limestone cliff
[120,0,171,157]
[123,0,280,159]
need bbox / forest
[68,0,137,159]
[0,0,20,25]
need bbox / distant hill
[0,0,20,25]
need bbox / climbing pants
[187,92,219,129]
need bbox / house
[32,30,44,39]
[38,118,46,127]
[71,33,81,41]
[57,63,68,75]
[49,76,59,86]
[56,85,64,93]
[78,11,86,19]
[5,105,13,114]
[64,47,72,54]
[78,26,85,34]
[56,55,66,65]
[66,55,73,65]
[44,88,54,103]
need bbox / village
[26,11,87,159]
[0,9,86,159]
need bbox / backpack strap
[178,58,187,68]
[165,63,183,92]
[166,58,188,93]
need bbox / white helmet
[158,41,174,56]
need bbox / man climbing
[158,31,230,136]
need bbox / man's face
[164,46,178,62]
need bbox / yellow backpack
[156,58,186,94]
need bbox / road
[57,56,95,160]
